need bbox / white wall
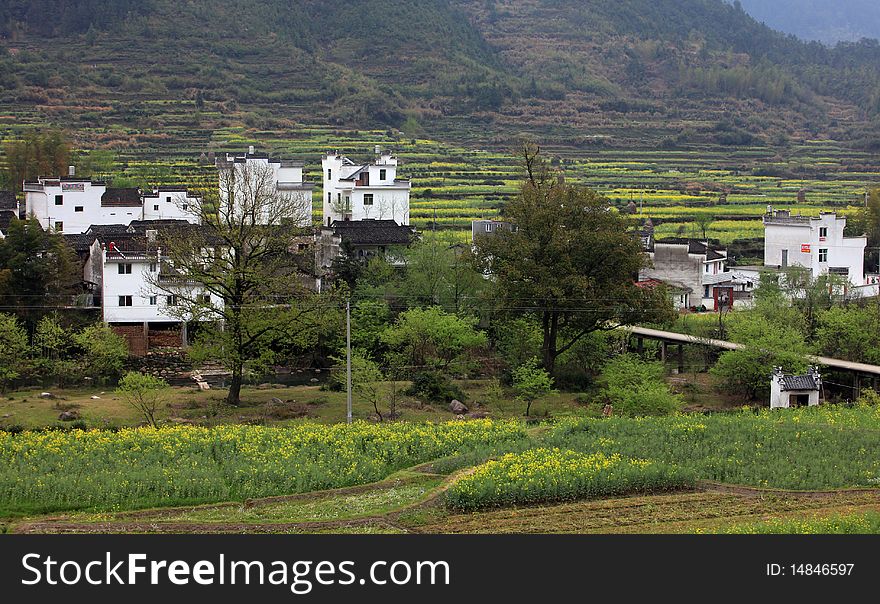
[25,180,108,234]
[764,213,867,285]
[101,249,222,324]
[141,190,200,222]
[321,152,410,225]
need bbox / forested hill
[1,0,880,150]
[735,0,880,45]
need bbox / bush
[116,372,169,428]
[73,324,128,383]
[600,354,683,416]
[405,371,465,404]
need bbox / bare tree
[148,161,323,406]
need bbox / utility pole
[346,299,352,424]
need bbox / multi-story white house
[321,148,410,226]
[215,147,314,227]
[23,168,199,235]
[762,209,867,286]
[640,238,754,310]
[82,221,223,355]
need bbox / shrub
[73,324,128,382]
[405,371,465,404]
[445,447,693,510]
[116,372,169,428]
[601,354,683,416]
[0,313,29,392]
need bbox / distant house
[321,148,410,226]
[762,208,867,286]
[215,147,314,227]
[635,278,693,310]
[69,221,223,356]
[315,219,416,291]
[640,238,754,310]
[770,366,822,409]
[23,166,199,235]
[471,219,514,242]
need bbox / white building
[770,366,821,409]
[321,148,410,226]
[215,148,314,227]
[23,169,199,235]
[763,209,867,286]
[640,238,754,310]
[80,221,222,355]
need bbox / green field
[4,405,880,534]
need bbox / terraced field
[4,112,876,244]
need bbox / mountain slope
[0,0,879,150]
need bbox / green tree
[381,306,487,371]
[401,234,485,314]
[475,143,674,375]
[0,217,80,328]
[512,357,555,416]
[2,130,70,194]
[150,160,324,406]
[600,354,683,416]
[116,371,169,428]
[0,313,29,391]
[816,305,880,365]
[711,314,811,401]
[72,324,128,383]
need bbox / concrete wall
[641,244,706,306]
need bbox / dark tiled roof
[656,238,725,260]
[101,188,142,207]
[128,219,193,232]
[86,224,130,236]
[781,375,819,391]
[63,233,98,252]
[327,220,415,245]
[0,191,17,211]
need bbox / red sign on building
[801,244,811,253]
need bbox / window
[819,248,828,263]
[705,263,710,273]
[819,226,828,240]
[154,205,159,211]
[704,285,710,298]
[118,263,132,274]
[55,195,63,205]
[327,169,332,180]
[149,295,157,306]
[166,196,172,203]
[327,192,332,206]
[781,249,788,268]
[182,204,188,211]
[166,295,178,306]
[74,206,83,213]
[379,169,387,181]
[200,294,211,304]
[118,296,133,307]
[149,262,157,273]
[363,194,374,206]
[485,224,491,232]
[54,221,63,232]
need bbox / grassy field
[3,405,880,534]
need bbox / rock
[309,378,319,383]
[269,397,284,406]
[466,411,489,419]
[91,395,101,400]
[257,383,272,390]
[197,381,211,391]
[1,413,12,418]
[58,410,80,421]
[449,399,468,414]
[40,392,54,399]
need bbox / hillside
[735,0,880,45]
[0,0,879,153]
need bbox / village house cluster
[2,146,414,354]
[1,147,876,360]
